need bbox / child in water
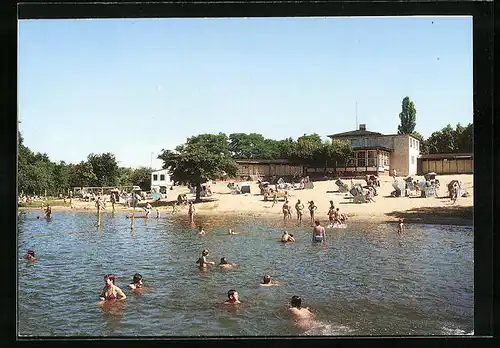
[25,250,36,262]
[397,219,405,234]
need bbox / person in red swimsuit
[99,274,126,301]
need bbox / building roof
[235,159,294,165]
[327,129,383,138]
[151,168,168,173]
[352,146,394,152]
[419,153,473,160]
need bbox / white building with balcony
[327,124,421,176]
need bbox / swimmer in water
[224,289,241,304]
[128,273,144,290]
[397,219,404,235]
[99,274,126,301]
[281,231,295,243]
[312,220,326,244]
[44,204,52,218]
[25,250,36,262]
[288,295,315,328]
[219,257,240,269]
[228,228,237,235]
[198,226,206,235]
[196,249,215,268]
[260,274,280,287]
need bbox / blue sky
[18,16,473,169]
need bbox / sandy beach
[24,174,473,226]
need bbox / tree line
[18,132,152,197]
[397,96,473,154]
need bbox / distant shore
[19,174,474,227]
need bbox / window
[364,138,368,146]
[357,151,366,167]
[153,174,158,181]
[411,156,415,164]
[367,151,376,166]
[160,174,165,181]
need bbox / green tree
[69,161,98,188]
[117,167,134,187]
[158,134,238,202]
[229,133,278,159]
[398,96,417,134]
[129,167,152,191]
[455,122,473,153]
[87,152,119,187]
[426,124,456,154]
[294,133,323,166]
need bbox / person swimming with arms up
[219,257,240,270]
[281,231,295,243]
[196,249,215,269]
[128,273,144,290]
[99,274,126,302]
[260,274,280,287]
[224,289,241,304]
[25,250,36,262]
[288,295,315,329]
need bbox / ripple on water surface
[17,211,473,336]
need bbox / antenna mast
[355,101,358,129]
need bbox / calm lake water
[17,210,473,337]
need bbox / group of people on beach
[280,198,347,227]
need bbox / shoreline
[19,205,474,227]
[19,174,474,227]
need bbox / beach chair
[335,179,350,193]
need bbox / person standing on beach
[295,200,304,222]
[282,200,292,220]
[392,168,397,181]
[312,220,326,244]
[271,190,278,207]
[308,201,317,225]
[188,202,195,224]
